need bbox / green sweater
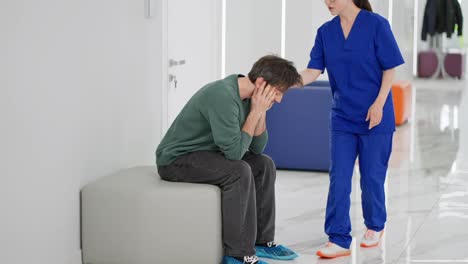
[156,74,268,166]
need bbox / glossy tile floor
[268,79,468,264]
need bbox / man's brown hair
[248,55,303,92]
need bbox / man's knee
[259,154,276,169]
[232,160,253,181]
[248,154,276,182]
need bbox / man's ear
[255,77,265,87]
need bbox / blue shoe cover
[222,256,269,264]
[255,244,298,260]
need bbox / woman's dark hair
[353,0,372,12]
[248,55,303,92]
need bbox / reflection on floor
[269,79,468,264]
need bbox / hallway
[272,80,468,263]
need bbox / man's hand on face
[251,81,275,114]
[266,100,274,111]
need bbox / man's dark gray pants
[157,151,276,257]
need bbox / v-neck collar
[338,9,363,42]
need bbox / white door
[162,0,221,132]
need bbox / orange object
[391,81,412,126]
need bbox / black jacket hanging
[444,0,463,38]
[421,0,463,41]
[421,0,438,41]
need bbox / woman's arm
[299,68,322,86]
[289,68,322,88]
[366,68,396,129]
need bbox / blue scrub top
[308,9,404,134]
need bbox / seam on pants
[329,133,339,238]
[237,170,245,255]
[257,164,264,244]
[363,134,373,228]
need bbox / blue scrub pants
[325,130,393,249]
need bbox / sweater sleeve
[206,93,252,160]
[249,130,268,154]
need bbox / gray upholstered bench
[81,166,222,264]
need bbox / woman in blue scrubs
[300,0,404,258]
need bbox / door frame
[160,0,223,134]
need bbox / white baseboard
[69,249,83,264]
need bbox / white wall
[226,0,414,82]
[391,0,416,80]
[0,1,162,264]
[225,0,282,75]
[225,0,333,80]
[462,0,468,43]
[284,0,330,79]
[369,0,390,19]
[225,0,331,79]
